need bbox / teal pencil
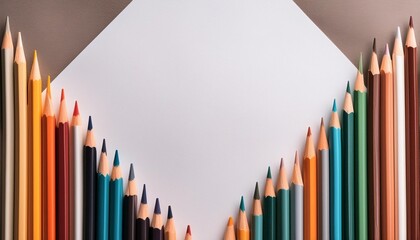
[342,83,355,240]
[109,150,124,240]
[264,167,276,240]
[329,99,342,239]
[276,159,290,240]
[97,139,110,240]
[252,182,263,240]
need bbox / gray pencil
[1,17,14,240]
[291,152,303,240]
[317,118,330,240]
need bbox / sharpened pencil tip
[129,163,135,180]
[46,76,51,98]
[227,217,234,226]
[73,101,79,116]
[267,166,272,179]
[280,158,284,168]
[187,225,191,235]
[321,117,324,126]
[397,27,402,40]
[154,198,161,214]
[254,182,260,200]
[346,81,351,93]
[294,151,299,164]
[168,206,173,219]
[410,16,414,28]
[240,196,245,211]
[5,16,10,33]
[385,44,390,55]
[373,38,377,53]
[307,127,312,137]
[332,99,337,112]
[101,139,107,153]
[141,184,147,204]
[358,53,363,73]
[113,150,120,166]
[88,116,93,130]
[60,89,65,101]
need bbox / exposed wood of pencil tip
[304,127,316,158]
[277,159,289,190]
[98,140,109,176]
[58,89,69,123]
[318,118,329,150]
[407,17,417,48]
[71,101,82,126]
[30,50,41,81]
[264,167,276,197]
[292,153,303,186]
[253,182,262,215]
[329,100,341,128]
[125,164,138,196]
[343,86,354,113]
[111,151,122,180]
[393,27,404,57]
[370,39,380,75]
[151,199,163,228]
[84,117,96,147]
[138,185,148,219]
[14,32,25,63]
[355,54,367,92]
[380,45,393,73]
[2,17,12,49]
[238,197,249,230]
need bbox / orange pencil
[303,127,317,240]
[224,217,235,240]
[41,77,56,240]
[380,44,395,239]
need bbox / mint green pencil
[109,150,124,240]
[97,139,110,240]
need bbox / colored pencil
[151,198,164,240]
[393,26,406,240]
[1,17,14,240]
[224,217,235,240]
[380,44,395,239]
[342,82,355,240]
[57,89,70,240]
[264,167,276,240]
[28,50,42,240]
[185,225,192,240]
[123,164,138,240]
[97,139,110,240]
[84,116,97,240]
[291,153,303,240]
[252,182,263,240]
[329,99,342,239]
[317,118,329,240]
[303,127,316,240]
[405,16,419,240]
[42,77,55,240]
[237,196,250,240]
[14,31,28,240]
[109,150,124,240]
[367,39,381,240]
[136,184,150,240]
[277,159,290,240]
[165,206,176,240]
[354,53,368,240]
[70,101,83,240]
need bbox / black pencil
[150,198,163,240]
[83,116,97,240]
[136,184,150,240]
[123,164,138,240]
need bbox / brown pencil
[367,39,381,240]
[380,44,395,239]
[405,16,420,240]
[57,89,69,240]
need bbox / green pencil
[343,82,355,240]
[277,159,290,240]
[354,54,368,239]
[109,150,124,240]
[252,182,263,240]
[97,139,110,240]
[264,167,276,240]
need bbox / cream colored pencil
[1,16,14,240]
[14,31,27,240]
[70,101,83,240]
[393,27,406,240]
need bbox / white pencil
[70,101,83,240]
[1,16,14,240]
[393,26,406,240]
